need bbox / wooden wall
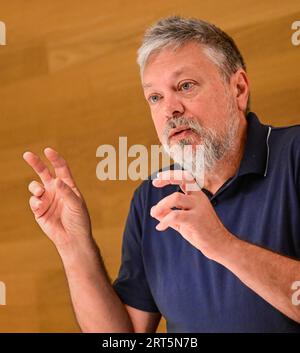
[0,0,299,332]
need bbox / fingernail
[150,205,156,216]
[156,223,162,231]
[33,199,42,209]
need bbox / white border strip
[264,126,272,177]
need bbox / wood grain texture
[0,0,299,332]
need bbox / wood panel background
[0,0,299,332]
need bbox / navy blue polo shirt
[113,112,300,333]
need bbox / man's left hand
[150,170,234,259]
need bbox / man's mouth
[169,127,193,140]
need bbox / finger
[23,151,53,185]
[44,148,77,189]
[150,192,192,220]
[55,178,82,209]
[29,195,51,218]
[156,169,194,182]
[153,170,201,193]
[28,180,45,197]
[156,210,188,232]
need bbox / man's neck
[203,116,248,196]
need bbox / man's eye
[148,95,160,104]
[180,82,194,91]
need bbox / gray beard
[162,111,239,183]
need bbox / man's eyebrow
[142,67,192,89]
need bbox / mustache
[162,116,202,142]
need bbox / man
[23,16,300,332]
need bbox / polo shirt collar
[237,112,271,177]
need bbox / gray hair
[137,16,250,114]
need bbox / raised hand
[23,147,92,248]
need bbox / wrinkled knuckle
[77,197,85,209]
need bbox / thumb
[55,178,81,208]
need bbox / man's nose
[163,94,185,119]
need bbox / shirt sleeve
[112,185,160,313]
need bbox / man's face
[142,41,242,173]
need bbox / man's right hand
[23,147,161,332]
[23,147,92,248]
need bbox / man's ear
[232,69,250,113]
